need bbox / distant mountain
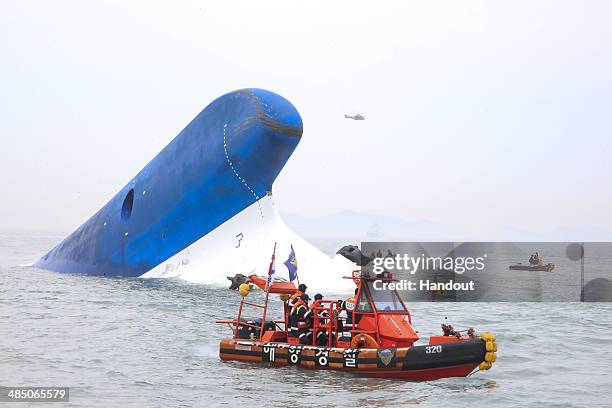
[281,210,467,242]
[496,225,612,241]
[281,211,612,246]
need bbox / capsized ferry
[34,89,356,290]
[217,258,498,381]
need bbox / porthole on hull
[121,189,134,222]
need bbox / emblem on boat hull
[377,348,396,367]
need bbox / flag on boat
[284,245,298,282]
[265,243,277,291]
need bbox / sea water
[1,231,611,407]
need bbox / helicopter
[344,113,365,121]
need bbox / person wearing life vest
[288,294,305,338]
[289,283,308,303]
[288,283,308,338]
[293,293,312,344]
[304,293,331,346]
[303,294,319,324]
[288,293,309,341]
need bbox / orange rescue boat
[216,267,498,381]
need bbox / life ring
[351,333,378,349]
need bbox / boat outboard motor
[336,245,372,266]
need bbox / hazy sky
[1,0,611,237]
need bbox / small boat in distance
[509,263,555,272]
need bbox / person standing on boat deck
[289,283,307,303]
[304,293,330,346]
[302,294,317,341]
[304,293,323,322]
[288,294,306,338]
[335,288,358,340]
[294,293,312,344]
[288,284,308,338]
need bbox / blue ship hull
[35,89,302,276]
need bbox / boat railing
[216,318,287,335]
[312,300,339,348]
[233,297,267,340]
[240,300,266,309]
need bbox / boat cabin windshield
[356,279,407,313]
